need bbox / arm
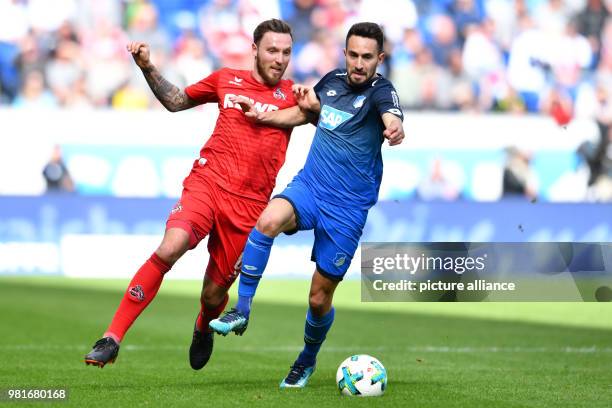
[381,112,405,146]
[127,42,197,112]
[230,93,319,128]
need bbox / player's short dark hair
[253,19,293,45]
[346,22,384,53]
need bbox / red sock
[196,293,229,332]
[104,253,170,342]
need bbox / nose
[355,58,364,70]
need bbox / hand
[383,122,404,146]
[127,42,151,69]
[229,95,262,123]
[292,84,313,111]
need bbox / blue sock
[296,307,335,367]
[235,228,274,318]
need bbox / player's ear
[252,42,258,58]
[343,48,347,57]
[377,52,385,65]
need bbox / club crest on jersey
[353,95,366,109]
[319,105,353,130]
[273,88,286,100]
[333,253,347,268]
[128,285,145,302]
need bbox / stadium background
[0,0,610,406]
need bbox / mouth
[270,67,282,75]
[351,71,366,80]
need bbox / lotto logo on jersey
[319,105,353,130]
[223,93,279,112]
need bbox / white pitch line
[0,345,611,353]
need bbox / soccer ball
[336,355,387,397]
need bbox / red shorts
[166,171,267,288]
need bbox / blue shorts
[275,175,368,281]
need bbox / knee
[308,291,330,317]
[155,240,187,266]
[201,286,227,310]
[255,212,284,237]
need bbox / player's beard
[255,55,283,87]
[347,68,374,86]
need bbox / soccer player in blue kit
[210,22,405,387]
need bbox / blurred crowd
[0,0,610,200]
[0,0,610,114]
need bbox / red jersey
[185,68,296,203]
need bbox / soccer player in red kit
[84,19,296,370]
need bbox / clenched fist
[126,42,152,70]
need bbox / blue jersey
[300,69,404,209]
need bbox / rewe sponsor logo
[223,93,279,112]
[319,105,353,130]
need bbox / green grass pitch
[0,276,611,407]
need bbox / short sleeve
[371,81,404,120]
[184,70,221,103]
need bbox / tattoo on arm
[141,65,196,112]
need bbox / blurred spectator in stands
[575,0,609,67]
[392,28,423,68]
[174,31,213,85]
[596,18,612,89]
[42,145,74,193]
[357,0,418,45]
[12,69,57,108]
[392,47,442,109]
[45,39,84,106]
[485,0,528,59]
[27,0,77,34]
[417,157,463,200]
[437,48,475,110]
[287,0,317,48]
[294,29,342,83]
[82,17,129,106]
[63,75,93,109]
[127,1,171,55]
[198,0,241,63]
[507,15,548,112]
[427,14,460,67]
[502,146,538,199]
[540,86,574,126]
[446,0,485,45]
[14,32,47,84]
[311,0,349,36]
[533,0,571,36]
[112,78,150,110]
[578,83,612,192]
[547,18,592,102]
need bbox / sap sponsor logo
[353,95,366,109]
[223,93,279,112]
[229,76,243,86]
[387,108,402,117]
[333,253,347,268]
[319,105,353,130]
[327,89,337,97]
